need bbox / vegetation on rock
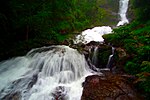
[103,0,150,97]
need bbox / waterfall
[74,0,130,44]
[0,45,93,100]
[74,26,112,44]
[0,0,130,99]
[91,46,99,67]
[106,47,115,69]
[117,0,129,26]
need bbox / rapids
[0,46,94,100]
[0,0,130,99]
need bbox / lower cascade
[0,0,130,99]
[0,45,94,100]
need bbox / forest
[0,0,150,99]
[0,0,119,60]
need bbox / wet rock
[113,47,129,73]
[2,92,20,100]
[52,86,67,100]
[81,73,140,100]
[86,41,101,46]
[116,48,127,58]
[84,43,112,68]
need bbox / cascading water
[74,0,129,70]
[91,46,99,67]
[0,0,130,100]
[74,26,112,44]
[74,0,129,44]
[106,47,115,69]
[0,46,94,100]
[117,0,129,26]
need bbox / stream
[0,0,129,100]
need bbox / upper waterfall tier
[117,0,129,26]
[74,0,130,44]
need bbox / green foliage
[124,39,138,54]
[103,25,131,47]
[132,0,150,22]
[103,21,150,98]
[125,61,140,74]
[0,0,106,60]
[141,61,150,72]
[136,73,150,99]
[0,0,121,60]
[137,46,150,61]
[137,61,150,99]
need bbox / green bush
[103,21,150,99]
[137,61,150,99]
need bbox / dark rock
[81,73,141,100]
[113,47,129,73]
[86,41,101,46]
[52,86,67,100]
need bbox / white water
[0,57,32,90]
[92,47,99,66]
[74,0,129,44]
[106,47,115,68]
[74,26,112,44]
[0,46,94,100]
[117,0,129,26]
[0,0,130,99]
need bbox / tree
[132,0,150,22]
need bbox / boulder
[81,73,141,100]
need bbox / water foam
[0,46,94,100]
[74,26,112,44]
